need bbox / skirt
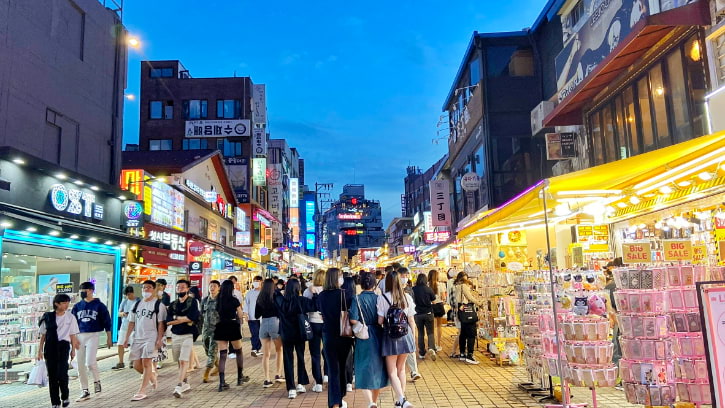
[381,330,415,356]
[214,319,242,341]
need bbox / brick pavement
[0,327,637,408]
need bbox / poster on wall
[701,287,725,407]
[546,133,577,160]
[38,274,71,295]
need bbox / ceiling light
[698,172,713,181]
[56,173,67,180]
[617,202,628,208]
[48,230,60,236]
[659,186,674,194]
[627,225,637,233]
[118,195,127,200]
[655,221,663,229]
[104,240,113,245]
[73,180,83,186]
[638,223,647,230]
[88,237,98,243]
[554,203,571,217]
[557,189,622,196]
[678,180,692,187]
[583,202,606,216]
[69,234,79,239]
[0,221,12,228]
[90,186,99,191]
[130,245,138,251]
[629,196,641,205]
[12,158,25,165]
[25,226,37,232]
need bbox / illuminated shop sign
[305,201,315,233]
[235,231,251,246]
[338,213,362,220]
[185,179,206,197]
[290,178,299,208]
[49,184,103,220]
[252,158,266,186]
[424,231,451,243]
[306,234,315,250]
[123,201,144,228]
[344,230,364,236]
[145,224,187,261]
[145,181,185,231]
[236,207,247,231]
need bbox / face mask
[157,290,163,297]
[252,281,260,289]
[338,277,344,287]
[177,292,187,298]
[306,281,312,288]
[80,290,88,299]
[142,291,154,299]
[400,278,409,285]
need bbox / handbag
[340,291,355,338]
[458,303,479,323]
[432,302,446,318]
[298,298,314,341]
[352,295,369,340]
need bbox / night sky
[121,0,547,224]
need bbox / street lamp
[127,36,141,49]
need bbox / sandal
[131,394,147,401]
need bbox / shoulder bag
[339,290,355,338]
[297,297,314,341]
[352,295,369,340]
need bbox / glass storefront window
[637,77,656,152]
[590,112,604,165]
[666,49,692,143]
[623,86,641,156]
[602,105,616,163]
[649,64,670,146]
[684,35,708,137]
[614,96,628,159]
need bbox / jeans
[309,322,325,384]
[459,322,477,356]
[76,332,100,390]
[282,340,310,391]
[45,341,70,405]
[415,313,435,355]
[406,352,418,374]
[248,320,262,351]
[322,334,353,408]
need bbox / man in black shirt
[165,280,200,398]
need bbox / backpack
[382,294,409,339]
[132,299,162,325]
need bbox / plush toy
[573,297,589,315]
[587,294,607,316]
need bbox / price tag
[56,283,74,294]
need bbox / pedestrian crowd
[36,264,485,408]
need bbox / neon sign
[49,184,103,220]
[338,213,362,220]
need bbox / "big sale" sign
[663,240,693,261]
[622,242,652,263]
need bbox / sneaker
[229,353,236,359]
[312,384,323,393]
[435,346,443,352]
[76,390,91,402]
[323,375,328,384]
[341,401,348,408]
[411,372,422,381]
[418,353,425,360]
[180,382,191,393]
[429,349,437,361]
[173,385,182,398]
[465,355,480,365]
[156,362,162,370]
[275,375,285,383]
[111,363,125,370]
[263,380,274,388]
[346,383,353,392]
[52,405,60,408]
[93,381,101,393]
[296,384,306,393]
[458,355,467,362]
[288,389,297,399]
[62,400,70,408]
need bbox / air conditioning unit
[531,100,556,136]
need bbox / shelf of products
[0,294,51,363]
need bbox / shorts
[129,339,157,361]
[118,325,133,345]
[259,317,280,340]
[171,334,194,362]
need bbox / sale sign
[622,242,652,263]
[693,244,707,264]
[663,240,693,261]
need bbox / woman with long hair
[377,269,417,408]
[427,269,446,351]
[214,280,250,391]
[255,278,284,387]
[350,272,388,408]
[453,272,484,364]
[317,268,355,408]
[303,269,327,392]
[275,278,318,398]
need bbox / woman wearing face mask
[317,268,354,408]
[303,269,327,392]
[255,278,284,387]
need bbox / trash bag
[27,360,48,387]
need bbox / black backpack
[132,299,162,324]
[382,294,409,339]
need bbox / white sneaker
[288,389,297,399]
[411,372,422,381]
[312,384,323,393]
[429,349,437,361]
[296,384,306,393]
[346,383,353,392]
[173,385,182,398]
[341,400,348,408]
[229,353,236,359]
[180,382,191,393]
[323,375,328,384]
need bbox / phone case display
[614,265,711,405]
[518,271,551,384]
[478,272,520,342]
[0,294,51,363]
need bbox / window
[590,112,604,165]
[487,46,534,77]
[182,139,208,150]
[613,97,628,159]
[199,217,209,238]
[221,139,242,157]
[649,65,671,146]
[602,105,616,163]
[623,86,641,155]
[183,100,208,119]
[216,99,241,119]
[220,227,227,246]
[470,57,481,86]
[149,139,172,151]
[714,32,725,84]
[149,100,173,119]
[569,0,586,28]
[637,77,655,152]
[684,35,708,137]
[666,50,691,143]
[150,67,173,78]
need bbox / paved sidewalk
[0,327,637,408]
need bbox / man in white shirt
[123,280,168,401]
[243,276,264,356]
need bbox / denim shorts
[259,317,280,340]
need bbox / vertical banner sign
[290,178,299,208]
[701,287,725,407]
[252,158,266,186]
[663,240,693,261]
[252,128,267,156]
[622,242,653,263]
[429,180,452,227]
[252,84,267,126]
[267,164,283,244]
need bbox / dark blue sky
[122,0,547,224]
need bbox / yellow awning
[457,131,725,238]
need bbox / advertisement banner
[142,246,187,267]
[235,231,251,246]
[145,181,185,231]
[252,84,267,126]
[145,224,187,262]
[555,0,648,102]
[290,178,299,208]
[268,164,283,222]
[252,158,266,186]
[185,119,250,137]
[546,133,577,160]
[305,201,315,233]
[622,242,652,263]
[429,179,452,227]
[252,129,267,156]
